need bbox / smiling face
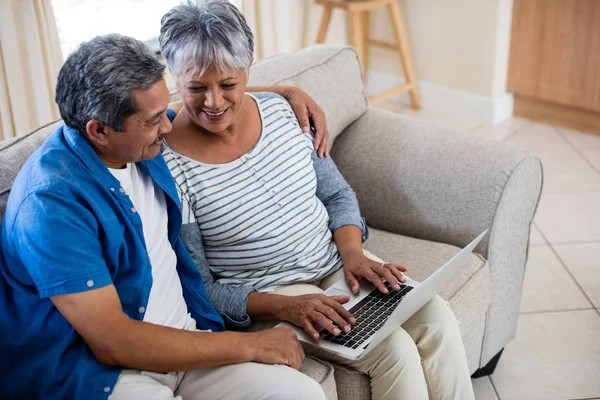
[88,78,173,168]
[176,63,249,134]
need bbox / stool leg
[350,10,367,77]
[316,5,333,44]
[254,0,264,59]
[362,11,370,81]
[387,0,421,109]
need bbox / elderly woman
[159,1,475,399]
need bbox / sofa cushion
[333,364,371,400]
[0,119,61,223]
[249,45,368,145]
[363,227,491,372]
[363,228,487,299]
[300,355,338,400]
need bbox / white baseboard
[366,70,514,125]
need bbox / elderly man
[0,34,330,400]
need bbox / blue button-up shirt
[0,125,225,400]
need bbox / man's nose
[160,113,173,135]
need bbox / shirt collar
[62,124,124,189]
[61,124,180,208]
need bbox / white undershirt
[109,163,191,329]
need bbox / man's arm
[249,86,329,157]
[51,284,304,372]
[12,190,303,372]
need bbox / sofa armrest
[331,108,543,366]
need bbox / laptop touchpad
[328,288,352,297]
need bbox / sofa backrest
[0,120,61,223]
[0,44,367,223]
[249,44,367,143]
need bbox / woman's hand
[279,294,356,340]
[278,86,330,158]
[343,250,409,295]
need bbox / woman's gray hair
[55,34,165,135]
[159,0,254,78]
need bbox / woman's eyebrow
[186,76,237,84]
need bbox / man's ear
[85,120,109,146]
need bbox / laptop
[279,230,487,360]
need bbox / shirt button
[103,386,111,393]
[86,280,94,287]
[138,307,145,313]
[271,190,276,195]
[119,188,125,193]
[131,207,137,213]
[109,187,115,192]
[277,203,283,208]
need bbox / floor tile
[520,246,591,313]
[529,224,546,245]
[559,127,600,152]
[554,243,600,307]
[534,192,600,243]
[468,123,513,142]
[559,128,600,173]
[499,116,535,134]
[472,376,499,400]
[510,124,600,193]
[469,117,533,142]
[491,310,600,400]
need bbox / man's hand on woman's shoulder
[276,86,329,158]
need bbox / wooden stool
[315,0,421,108]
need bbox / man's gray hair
[159,0,254,78]
[55,34,165,135]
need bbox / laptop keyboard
[320,282,413,349]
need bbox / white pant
[109,362,326,400]
[109,317,326,400]
[268,250,476,400]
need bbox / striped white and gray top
[163,92,347,292]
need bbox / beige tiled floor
[375,100,600,400]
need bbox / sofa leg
[471,349,504,378]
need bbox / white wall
[245,0,514,123]
[367,0,514,98]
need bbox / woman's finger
[376,265,401,290]
[388,265,407,283]
[362,270,389,294]
[389,263,409,272]
[344,270,361,294]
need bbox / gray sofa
[0,45,543,399]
